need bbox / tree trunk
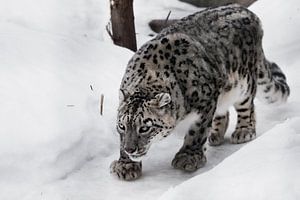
[110,0,137,52]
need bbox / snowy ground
[0,0,299,200]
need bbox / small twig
[164,11,172,26]
[100,94,104,116]
[106,21,113,41]
[90,85,94,91]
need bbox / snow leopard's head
[116,89,176,161]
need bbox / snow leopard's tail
[256,59,290,104]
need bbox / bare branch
[149,19,178,33]
[178,0,257,8]
[149,10,179,33]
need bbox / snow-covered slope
[159,118,300,200]
[0,22,133,200]
[0,0,299,200]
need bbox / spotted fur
[110,4,290,180]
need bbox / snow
[0,0,299,200]
[159,118,300,200]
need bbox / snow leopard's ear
[119,89,128,102]
[149,93,171,108]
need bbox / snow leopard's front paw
[110,160,142,181]
[172,151,206,172]
[231,128,256,144]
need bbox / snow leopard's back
[159,4,289,105]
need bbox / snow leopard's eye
[138,126,150,134]
[138,118,153,134]
[117,123,125,132]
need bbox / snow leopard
[110,4,290,181]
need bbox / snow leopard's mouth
[128,152,147,162]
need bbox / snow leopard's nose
[124,146,137,154]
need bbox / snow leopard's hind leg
[231,94,256,144]
[208,111,229,146]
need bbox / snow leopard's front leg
[172,100,216,172]
[110,149,142,181]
